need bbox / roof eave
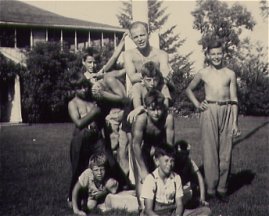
[0,21,126,33]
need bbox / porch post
[60,29,63,51]
[30,29,33,49]
[101,32,104,47]
[45,29,48,42]
[14,29,17,48]
[9,74,22,123]
[88,30,91,47]
[74,30,77,52]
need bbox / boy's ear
[153,155,159,167]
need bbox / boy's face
[158,155,175,176]
[75,84,89,99]
[83,56,96,73]
[130,25,149,50]
[91,165,105,182]
[142,76,159,91]
[207,47,223,67]
[146,104,165,123]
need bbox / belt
[206,100,237,106]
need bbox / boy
[81,46,128,154]
[141,144,183,216]
[118,61,171,178]
[141,145,212,216]
[185,40,240,201]
[174,140,209,208]
[72,153,118,216]
[131,90,175,200]
[68,72,105,204]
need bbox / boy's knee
[87,199,97,210]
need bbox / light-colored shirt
[141,168,183,204]
[79,168,106,199]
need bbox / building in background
[0,0,125,123]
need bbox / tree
[192,0,255,58]
[228,39,269,116]
[260,0,269,19]
[117,0,194,113]
[21,42,79,122]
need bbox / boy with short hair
[72,153,119,216]
[185,40,240,201]
[68,72,105,204]
[141,144,183,216]
[141,145,212,216]
[131,90,175,203]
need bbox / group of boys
[67,21,239,216]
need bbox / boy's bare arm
[144,198,159,216]
[132,114,149,180]
[68,101,100,129]
[159,51,170,79]
[102,32,128,72]
[196,170,209,206]
[229,71,240,136]
[175,197,184,216]
[124,51,142,84]
[165,113,175,146]
[72,182,86,216]
[185,71,207,111]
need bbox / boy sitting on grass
[72,153,119,216]
[174,140,211,213]
[141,144,212,216]
[141,144,183,216]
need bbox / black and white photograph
[0,0,268,215]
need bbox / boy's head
[82,48,99,73]
[69,72,90,99]
[154,144,176,176]
[141,61,161,90]
[129,21,149,50]
[88,152,107,182]
[144,90,166,122]
[175,140,191,162]
[205,40,224,68]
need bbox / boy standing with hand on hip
[185,40,240,202]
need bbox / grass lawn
[0,116,268,216]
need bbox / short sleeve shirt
[79,168,106,199]
[141,168,183,204]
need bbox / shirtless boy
[185,40,240,202]
[131,89,175,201]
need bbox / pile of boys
[67,21,240,216]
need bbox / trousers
[200,104,233,194]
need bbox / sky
[19,0,268,71]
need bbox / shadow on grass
[198,167,255,195]
[233,121,269,147]
[228,170,255,195]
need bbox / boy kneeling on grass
[174,140,211,215]
[72,152,119,216]
[141,144,211,216]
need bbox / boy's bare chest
[203,70,230,87]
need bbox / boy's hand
[199,199,209,206]
[105,179,119,194]
[232,124,241,137]
[73,209,86,216]
[91,83,103,99]
[198,100,208,111]
[127,106,145,123]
